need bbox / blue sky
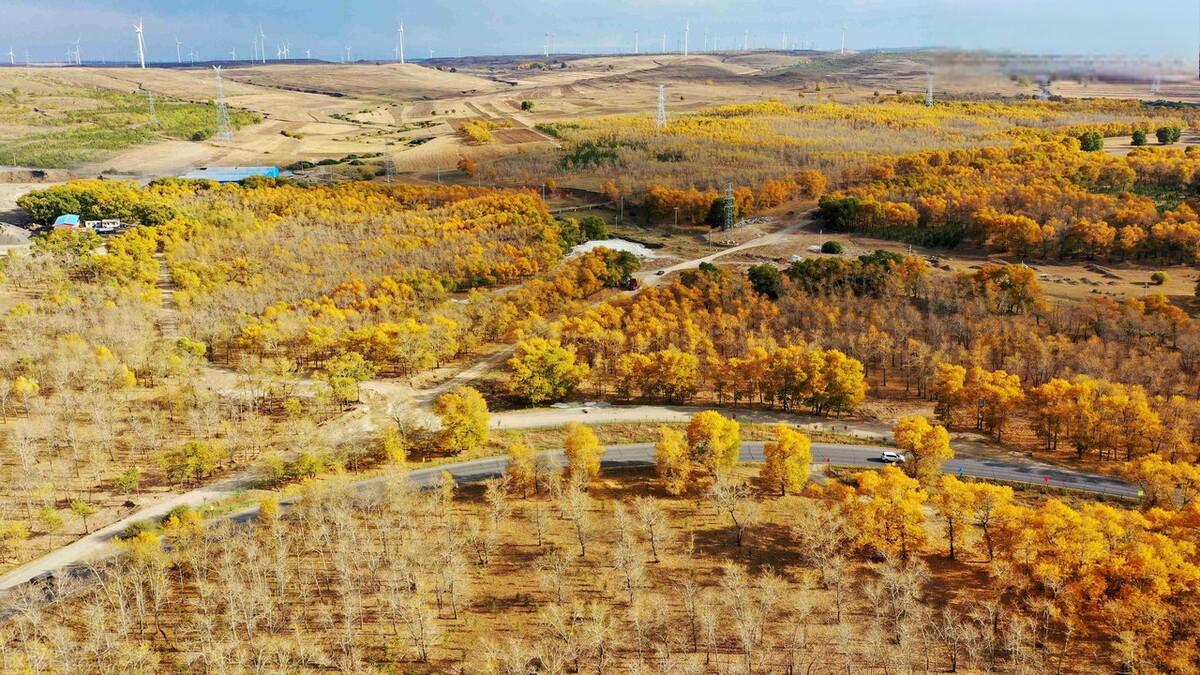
[2,0,1196,64]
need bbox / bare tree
[634,497,670,563]
[538,546,572,604]
[559,480,591,557]
[610,530,647,604]
[529,502,550,547]
[707,474,760,547]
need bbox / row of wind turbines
[6,16,852,69]
[617,25,844,58]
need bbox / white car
[880,451,906,464]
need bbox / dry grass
[0,465,1107,673]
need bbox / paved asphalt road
[369,441,1137,499]
[0,441,1137,599]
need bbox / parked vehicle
[880,451,906,464]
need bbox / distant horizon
[3,1,1198,66]
[1,47,1195,73]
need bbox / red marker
[1043,475,1050,483]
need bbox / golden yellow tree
[506,442,538,497]
[892,415,954,485]
[686,411,741,473]
[654,425,692,495]
[839,466,928,560]
[761,424,812,496]
[434,386,490,456]
[506,337,590,405]
[563,422,604,483]
[929,475,980,560]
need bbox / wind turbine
[840,25,846,54]
[229,48,237,61]
[345,46,351,63]
[175,37,183,64]
[258,24,266,63]
[133,17,146,68]
[634,30,639,55]
[73,38,81,65]
[305,48,311,59]
[252,33,258,62]
[397,22,405,64]
[661,32,666,53]
[7,48,14,66]
[544,32,550,57]
[683,21,689,56]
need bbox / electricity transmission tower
[656,84,667,128]
[925,74,934,106]
[723,183,734,231]
[147,91,158,126]
[213,66,233,141]
[384,141,395,183]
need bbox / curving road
[0,440,1136,596]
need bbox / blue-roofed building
[179,166,281,183]
[52,214,81,228]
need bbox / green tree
[747,264,783,299]
[36,507,63,546]
[316,351,378,407]
[158,440,225,486]
[507,337,589,404]
[1078,130,1104,152]
[112,467,142,494]
[0,521,29,557]
[706,195,739,228]
[1156,126,1182,145]
[70,500,98,534]
[521,100,535,111]
[434,386,490,455]
[1131,129,1147,146]
[821,240,844,254]
[579,215,608,240]
[1151,270,1168,285]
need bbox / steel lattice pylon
[656,84,667,129]
[213,66,233,142]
